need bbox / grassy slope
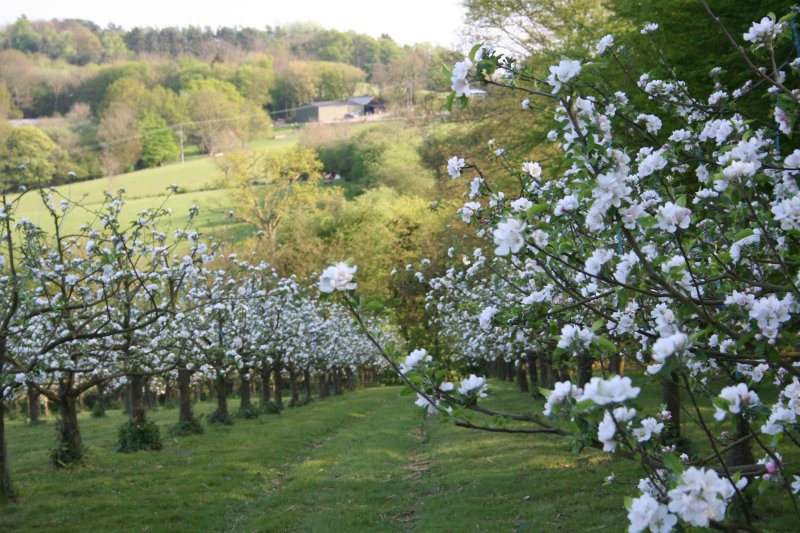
[15,133,299,238]
[1,383,631,533]
[2,381,797,532]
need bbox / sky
[1,0,467,48]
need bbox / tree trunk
[55,394,83,466]
[260,366,271,402]
[333,368,343,395]
[0,400,13,502]
[129,373,146,425]
[539,352,553,389]
[95,382,106,417]
[26,384,39,424]
[526,352,540,396]
[178,368,195,424]
[216,374,228,418]
[610,353,624,376]
[303,369,312,403]
[727,416,755,467]
[144,378,156,410]
[289,369,299,407]
[319,373,330,398]
[662,371,682,441]
[577,354,593,388]
[516,360,529,392]
[273,366,283,410]
[239,370,252,410]
[344,368,356,390]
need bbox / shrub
[115,420,163,452]
[259,400,281,415]
[168,418,204,437]
[207,409,234,426]
[236,404,260,420]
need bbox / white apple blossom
[655,202,691,233]
[582,376,641,405]
[318,262,357,293]
[667,467,737,527]
[743,16,784,44]
[557,324,595,352]
[595,34,614,55]
[451,59,472,97]
[458,374,488,397]
[714,383,760,421]
[400,348,432,374]
[448,156,466,178]
[546,59,581,93]
[628,493,677,533]
[493,218,527,256]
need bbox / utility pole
[178,124,185,164]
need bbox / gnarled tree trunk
[662,371,682,442]
[129,373,146,425]
[26,384,39,424]
[56,393,82,466]
[260,366,271,403]
[288,369,299,407]
[240,369,252,410]
[215,374,229,418]
[273,365,283,409]
[0,399,13,502]
[178,368,195,424]
[516,360,529,393]
[303,369,312,403]
[577,354,593,388]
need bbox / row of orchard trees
[338,6,800,532]
[0,184,391,503]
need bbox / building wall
[297,104,366,123]
[295,106,319,123]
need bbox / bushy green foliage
[168,418,204,436]
[207,409,234,426]
[236,404,260,420]
[0,126,64,192]
[49,421,85,467]
[138,112,179,168]
[259,400,282,415]
[115,420,163,452]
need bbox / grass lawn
[3,380,797,532]
[1,382,633,532]
[13,130,300,239]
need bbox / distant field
[15,130,300,239]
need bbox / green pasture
[4,379,794,532]
[13,130,299,239]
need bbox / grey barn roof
[298,96,380,108]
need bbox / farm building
[295,96,385,123]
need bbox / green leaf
[445,91,456,112]
[623,496,633,511]
[468,43,483,62]
[662,452,684,475]
[592,336,618,354]
[526,203,551,217]
[364,300,384,312]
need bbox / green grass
[15,131,300,239]
[1,384,633,532]
[3,380,797,532]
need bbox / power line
[17,105,308,157]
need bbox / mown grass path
[0,383,672,532]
